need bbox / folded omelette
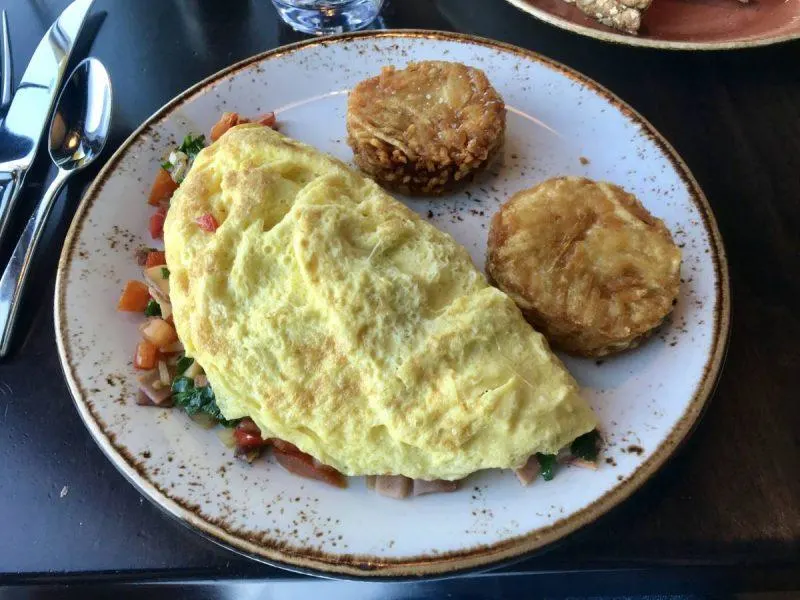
[164,124,596,481]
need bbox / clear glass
[271,0,384,35]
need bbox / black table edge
[2,562,799,596]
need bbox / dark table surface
[1,0,798,596]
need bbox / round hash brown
[487,177,681,357]
[346,61,506,196]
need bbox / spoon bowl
[50,58,111,170]
[0,57,112,356]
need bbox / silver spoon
[0,57,112,357]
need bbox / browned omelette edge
[54,30,731,579]
[503,0,800,50]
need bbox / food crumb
[579,156,590,165]
[60,486,69,498]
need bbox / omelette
[163,124,597,481]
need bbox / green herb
[178,133,206,159]
[144,299,162,317]
[161,267,170,280]
[570,430,601,462]
[171,376,237,426]
[536,453,557,481]
[175,355,194,375]
[161,161,173,171]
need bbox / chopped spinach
[171,376,237,426]
[178,133,206,159]
[144,299,161,317]
[175,355,194,375]
[570,430,601,462]
[160,267,170,280]
[536,453,557,481]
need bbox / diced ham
[135,247,152,266]
[413,479,459,496]
[566,457,599,470]
[373,475,413,499]
[136,390,155,406]
[137,372,173,406]
[514,455,541,486]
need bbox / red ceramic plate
[505,0,800,49]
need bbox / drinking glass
[271,0,384,35]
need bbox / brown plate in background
[505,0,800,49]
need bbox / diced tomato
[139,318,178,349]
[149,204,168,240]
[273,447,347,489]
[209,111,276,142]
[134,340,158,370]
[234,429,266,450]
[237,417,262,436]
[271,442,346,488]
[148,168,179,206]
[210,112,245,142]
[144,250,167,268]
[255,112,276,128]
[195,213,218,233]
[117,280,151,312]
[270,438,301,454]
[233,418,267,450]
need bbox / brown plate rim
[54,29,731,579]
[503,0,800,50]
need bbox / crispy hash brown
[346,61,506,196]
[487,177,681,357]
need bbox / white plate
[55,31,730,578]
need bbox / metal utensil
[0,57,111,357]
[0,0,94,250]
[1,10,11,112]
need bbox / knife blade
[0,0,93,247]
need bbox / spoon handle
[0,169,70,357]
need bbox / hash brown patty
[346,61,506,196]
[487,177,681,357]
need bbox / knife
[0,0,93,249]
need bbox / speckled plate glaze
[55,31,730,578]
[505,0,800,50]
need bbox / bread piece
[486,177,681,357]
[347,61,505,196]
